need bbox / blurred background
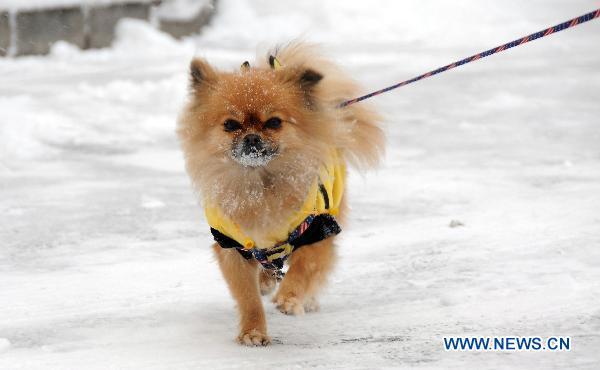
[1,1,599,369]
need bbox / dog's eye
[264,117,282,130]
[223,119,242,132]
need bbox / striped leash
[339,9,600,108]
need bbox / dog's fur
[177,42,384,346]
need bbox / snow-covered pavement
[1,1,600,368]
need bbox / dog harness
[205,150,345,277]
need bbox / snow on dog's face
[177,57,333,197]
[181,59,325,167]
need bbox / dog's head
[180,56,329,169]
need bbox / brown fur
[177,42,384,345]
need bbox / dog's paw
[304,296,320,313]
[237,329,271,346]
[273,293,305,315]
[259,272,277,296]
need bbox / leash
[339,8,600,108]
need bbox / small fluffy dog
[177,42,384,346]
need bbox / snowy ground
[1,0,600,368]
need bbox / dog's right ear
[190,58,217,90]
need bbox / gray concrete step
[0,0,216,56]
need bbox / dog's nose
[243,134,262,148]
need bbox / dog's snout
[233,132,276,166]
[243,134,262,148]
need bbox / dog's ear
[189,58,217,90]
[297,68,323,108]
[298,69,323,91]
[278,67,323,107]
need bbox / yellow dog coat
[205,150,345,274]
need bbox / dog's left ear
[279,67,323,106]
[296,69,323,108]
[294,68,323,109]
[298,69,323,91]
[270,54,323,92]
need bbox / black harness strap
[210,228,253,259]
[318,182,330,210]
[289,214,340,248]
[210,214,341,265]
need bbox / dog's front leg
[213,244,270,346]
[273,238,336,315]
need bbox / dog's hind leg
[272,238,336,315]
[213,244,271,346]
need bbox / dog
[177,42,384,346]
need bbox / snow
[1,0,600,368]
[0,0,156,12]
[0,338,11,352]
[156,0,213,21]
